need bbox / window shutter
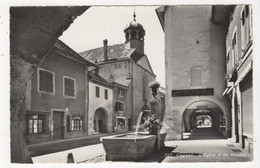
[67,115,72,132]
[83,116,87,132]
[115,102,118,111]
[43,114,47,133]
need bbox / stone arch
[189,109,218,131]
[93,107,108,133]
[195,114,213,127]
[182,99,225,134]
[180,97,226,116]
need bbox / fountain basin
[100,134,157,161]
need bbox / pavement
[31,128,253,163]
[28,131,132,157]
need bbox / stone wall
[163,6,227,140]
[88,82,113,135]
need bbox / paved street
[31,128,253,163]
[28,132,128,157]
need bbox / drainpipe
[85,65,89,135]
[130,59,134,130]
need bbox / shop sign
[172,88,214,97]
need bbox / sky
[59,6,165,87]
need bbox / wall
[88,82,113,135]
[240,70,253,154]
[27,49,87,143]
[30,51,86,113]
[164,6,227,140]
[132,63,156,127]
[225,5,253,154]
[98,59,133,131]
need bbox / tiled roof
[88,71,113,88]
[54,40,96,66]
[79,43,136,63]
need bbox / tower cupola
[124,11,145,54]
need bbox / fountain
[100,81,167,161]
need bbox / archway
[93,108,108,133]
[182,100,225,140]
[189,109,219,131]
[194,114,213,128]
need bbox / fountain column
[148,81,162,151]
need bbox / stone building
[222,5,253,155]
[80,13,161,131]
[156,6,235,140]
[156,5,253,155]
[10,6,88,162]
[88,70,113,135]
[25,40,95,144]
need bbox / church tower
[124,11,145,55]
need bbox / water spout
[135,111,144,135]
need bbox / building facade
[88,71,113,135]
[112,82,130,132]
[156,6,235,140]
[25,40,95,144]
[80,14,162,132]
[156,5,253,155]
[223,5,253,155]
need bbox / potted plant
[141,114,161,135]
[140,114,166,151]
[149,81,160,99]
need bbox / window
[226,51,230,74]
[38,68,55,94]
[241,5,252,54]
[96,86,100,98]
[231,30,238,68]
[63,76,76,98]
[190,68,202,87]
[116,101,125,111]
[116,117,126,127]
[104,89,108,100]
[28,114,46,134]
[71,116,83,131]
[131,30,137,39]
[119,89,124,97]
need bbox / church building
[80,13,163,132]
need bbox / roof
[124,20,145,32]
[79,43,137,63]
[88,71,113,88]
[53,40,97,67]
[156,6,166,32]
[212,5,235,25]
[112,79,131,88]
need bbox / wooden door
[53,111,64,140]
[98,119,103,133]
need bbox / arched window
[125,32,129,40]
[138,32,143,40]
[130,30,137,39]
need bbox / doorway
[53,111,64,140]
[94,108,107,133]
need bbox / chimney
[103,39,108,62]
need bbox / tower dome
[125,20,144,30]
[124,11,145,42]
[124,11,145,55]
